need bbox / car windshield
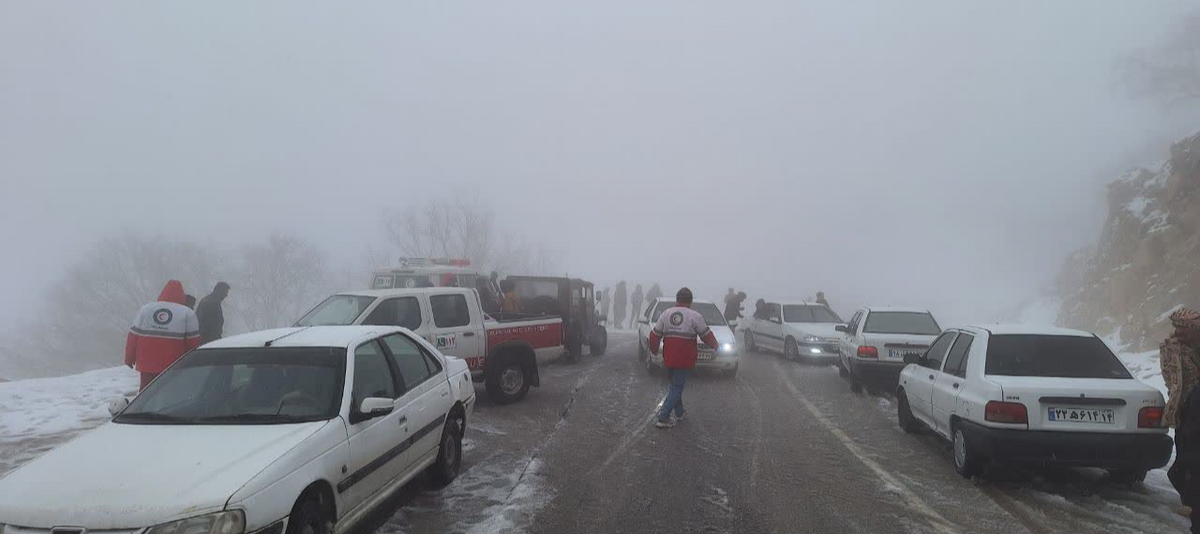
[652,302,727,326]
[862,312,940,335]
[296,295,376,326]
[116,348,345,424]
[784,305,842,323]
[985,335,1133,379]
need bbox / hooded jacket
[124,281,202,374]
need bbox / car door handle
[952,383,959,389]
[463,332,476,337]
[928,375,935,380]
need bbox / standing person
[600,288,612,327]
[629,284,645,329]
[724,288,736,308]
[613,281,628,330]
[648,288,718,428]
[124,280,202,391]
[724,292,747,329]
[1162,307,1200,529]
[184,294,196,310]
[501,280,522,314]
[816,291,831,309]
[197,282,230,345]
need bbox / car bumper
[797,342,839,358]
[849,358,906,372]
[654,353,740,370]
[962,420,1173,470]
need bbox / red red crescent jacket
[648,304,719,369]
[124,280,202,374]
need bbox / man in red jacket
[125,280,203,391]
[648,287,719,428]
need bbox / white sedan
[896,324,1172,481]
[0,325,475,534]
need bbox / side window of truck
[431,294,471,328]
[362,297,422,330]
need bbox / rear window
[783,305,842,323]
[984,335,1133,379]
[862,312,940,335]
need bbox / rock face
[1057,132,1200,350]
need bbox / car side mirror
[769,317,782,324]
[835,324,848,333]
[903,353,921,365]
[107,397,130,417]
[352,397,394,424]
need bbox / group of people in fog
[124,280,230,390]
[600,281,664,328]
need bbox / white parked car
[637,298,740,377]
[741,301,843,362]
[0,325,475,534]
[896,325,1172,481]
[837,307,941,392]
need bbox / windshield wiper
[192,414,312,424]
[116,412,194,424]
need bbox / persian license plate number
[1047,407,1115,424]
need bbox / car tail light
[985,401,1028,424]
[1139,406,1165,428]
[857,346,878,359]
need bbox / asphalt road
[367,331,1189,534]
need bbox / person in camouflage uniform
[1162,307,1200,530]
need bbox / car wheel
[590,326,608,357]
[784,338,798,362]
[953,422,981,479]
[1108,469,1148,485]
[638,339,648,362]
[286,496,330,534]
[427,413,464,488]
[485,357,530,404]
[897,391,921,433]
[849,364,863,393]
[745,330,757,353]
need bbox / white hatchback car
[896,325,1172,481]
[837,307,941,392]
[637,298,740,377]
[0,326,475,534]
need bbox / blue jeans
[658,368,690,422]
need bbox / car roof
[202,326,405,349]
[336,288,475,298]
[959,324,1096,337]
[863,306,932,314]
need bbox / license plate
[889,349,921,360]
[1047,407,1115,424]
[697,351,715,360]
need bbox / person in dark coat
[724,292,746,321]
[629,284,645,329]
[197,282,231,345]
[613,281,628,330]
[184,294,197,310]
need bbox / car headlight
[803,335,822,343]
[146,511,245,534]
[721,343,735,353]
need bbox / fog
[3,1,1199,341]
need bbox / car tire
[897,391,921,434]
[745,330,758,353]
[286,496,329,534]
[590,326,608,357]
[849,364,863,393]
[427,413,464,488]
[953,422,981,479]
[784,338,798,362]
[485,356,530,404]
[1108,469,1148,485]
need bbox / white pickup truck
[297,288,564,404]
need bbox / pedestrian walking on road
[125,280,202,391]
[629,284,645,329]
[647,287,718,428]
[1162,307,1200,531]
[613,281,628,330]
[724,292,747,331]
[197,282,230,345]
[600,288,612,327]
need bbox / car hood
[710,326,736,346]
[0,420,329,529]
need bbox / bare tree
[228,232,332,332]
[1120,11,1200,107]
[385,197,495,266]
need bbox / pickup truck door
[360,296,424,333]
[381,333,454,469]
[931,333,974,436]
[907,332,957,427]
[427,292,486,362]
[342,340,410,511]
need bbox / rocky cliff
[1057,132,1200,350]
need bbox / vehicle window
[431,294,471,328]
[692,303,728,326]
[353,341,397,400]
[923,332,957,370]
[423,350,443,374]
[862,312,941,335]
[381,334,433,391]
[942,334,974,377]
[847,311,863,335]
[783,305,843,323]
[985,335,1133,379]
[651,302,672,322]
[296,295,376,326]
[767,303,782,321]
[362,297,422,330]
[372,275,393,289]
[510,279,561,315]
[118,347,345,424]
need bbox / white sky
[2,1,1198,328]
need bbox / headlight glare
[146,511,245,534]
[803,335,822,343]
[721,343,734,353]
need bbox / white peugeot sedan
[896,325,1172,482]
[837,306,941,392]
[742,301,843,362]
[0,325,475,534]
[637,298,739,377]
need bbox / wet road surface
[366,331,1188,533]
